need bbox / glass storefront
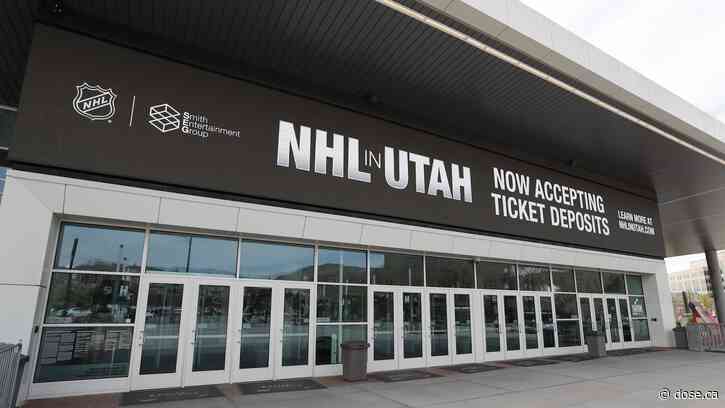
[36,221,653,387]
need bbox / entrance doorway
[368,287,428,371]
[579,295,633,350]
[130,276,315,390]
[367,287,477,371]
[480,292,558,361]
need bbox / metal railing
[0,343,26,408]
[685,324,725,352]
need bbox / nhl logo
[72,82,117,121]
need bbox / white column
[0,172,62,403]
[705,250,725,322]
[642,260,676,347]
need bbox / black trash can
[341,341,369,381]
[673,325,688,349]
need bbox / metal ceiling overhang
[2,0,725,257]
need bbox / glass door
[503,294,523,359]
[539,296,557,354]
[482,293,504,361]
[451,291,475,364]
[605,297,623,349]
[274,284,315,379]
[428,291,451,366]
[131,276,192,390]
[369,288,398,371]
[580,297,593,337]
[521,295,542,357]
[368,287,428,371]
[399,288,427,369]
[618,298,633,344]
[592,297,607,342]
[230,282,276,383]
[184,282,233,386]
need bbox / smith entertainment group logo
[148,104,181,133]
[147,102,241,139]
[72,83,117,121]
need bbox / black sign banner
[12,25,665,258]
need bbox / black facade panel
[11,26,665,258]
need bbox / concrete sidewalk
[25,350,725,408]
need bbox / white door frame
[450,289,477,364]
[501,293,524,360]
[229,280,277,383]
[183,278,236,387]
[427,289,453,367]
[368,286,399,372]
[130,275,193,390]
[520,293,543,358]
[480,291,504,361]
[615,296,636,347]
[367,286,429,372]
[274,282,316,380]
[398,287,429,370]
[604,295,627,350]
[537,294,560,356]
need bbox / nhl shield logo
[72,83,117,121]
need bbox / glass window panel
[317,247,366,284]
[373,291,395,360]
[192,285,230,372]
[503,295,520,351]
[483,295,500,352]
[146,232,237,276]
[146,232,189,272]
[140,283,184,375]
[626,275,644,295]
[593,298,607,341]
[188,236,237,276]
[629,296,647,318]
[430,293,449,356]
[316,285,367,323]
[602,272,626,294]
[552,267,576,292]
[575,269,603,293]
[554,294,579,319]
[54,224,144,272]
[239,287,272,369]
[454,294,472,354]
[632,319,650,341]
[518,265,551,292]
[619,298,632,342]
[580,298,593,335]
[522,296,538,349]
[315,324,366,365]
[281,288,310,366]
[540,297,556,348]
[369,252,423,286]
[476,261,517,290]
[425,257,474,288]
[556,320,581,347]
[34,327,133,383]
[240,241,314,281]
[45,273,139,324]
[403,292,423,358]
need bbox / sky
[519,1,725,273]
[520,1,725,124]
